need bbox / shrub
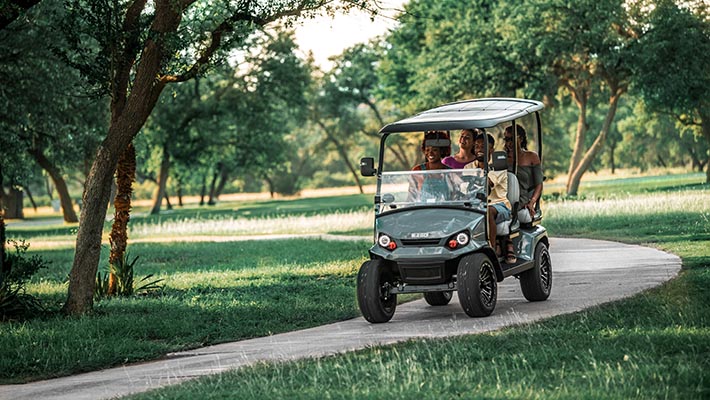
[95,253,164,300]
[0,240,47,320]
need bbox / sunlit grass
[3,174,709,395]
[129,210,372,237]
[545,189,710,217]
[125,187,709,400]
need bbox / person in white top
[465,133,515,263]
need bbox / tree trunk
[0,213,5,274]
[214,167,230,199]
[199,174,207,206]
[566,92,622,196]
[5,187,23,219]
[176,182,183,207]
[264,176,275,198]
[164,190,173,210]
[609,142,616,174]
[22,185,37,212]
[63,72,169,315]
[207,164,221,205]
[656,154,667,168]
[29,148,79,223]
[317,121,364,194]
[566,92,588,194]
[45,175,54,201]
[150,142,170,215]
[699,107,710,183]
[107,143,136,295]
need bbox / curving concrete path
[0,238,681,400]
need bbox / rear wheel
[457,253,497,317]
[520,242,552,301]
[357,260,397,323]
[424,291,453,306]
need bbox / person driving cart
[411,131,452,201]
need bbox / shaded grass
[0,239,368,383]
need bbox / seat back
[492,151,507,171]
[506,172,520,233]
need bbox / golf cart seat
[492,151,520,236]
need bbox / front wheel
[424,291,453,306]
[457,253,497,317]
[357,260,397,323]
[520,242,552,301]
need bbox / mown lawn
[1,173,708,399]
[128,179,709,399]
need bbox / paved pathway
[0,238,681,400]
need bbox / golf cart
[357,98,552,323]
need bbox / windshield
[378,169,486,214]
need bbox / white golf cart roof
[379,98,544,134]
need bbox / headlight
[447,231,470,249]
[378,234,397,250]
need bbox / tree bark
[22,185,37,212]
[214,167,230,199]
[107,143,136,295]
[698,107,710,183]
[566,91,623,196]
[150,142,170,215]
[164,190,173,210]
[264,176,275,198]
[565,86,588,192]
[45,175,53,201]
[5,187,23,219]
[0,213,5,275]
[207,164,220,205]
[176,183,183,207]
[316,120,364,193]
[28,148,79,223]
[62,36,174,314]
[199,174,207,206]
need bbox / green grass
[1,175,709,398]
[124,183,709,399]
[0,239,368,383]
[544,171,706,198]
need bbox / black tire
[424,291,453,306]
[457,253,497,317]
[357,260,397,323]
[520,242,552,301]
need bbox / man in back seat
[465,133,515,264]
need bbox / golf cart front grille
[401,238,442,246]
[398,261,446,284]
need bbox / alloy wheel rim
[479,262,495,306]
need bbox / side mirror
[360,157,377,176]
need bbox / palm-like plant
[108,142,136,295]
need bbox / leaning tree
[48,0,379,315]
